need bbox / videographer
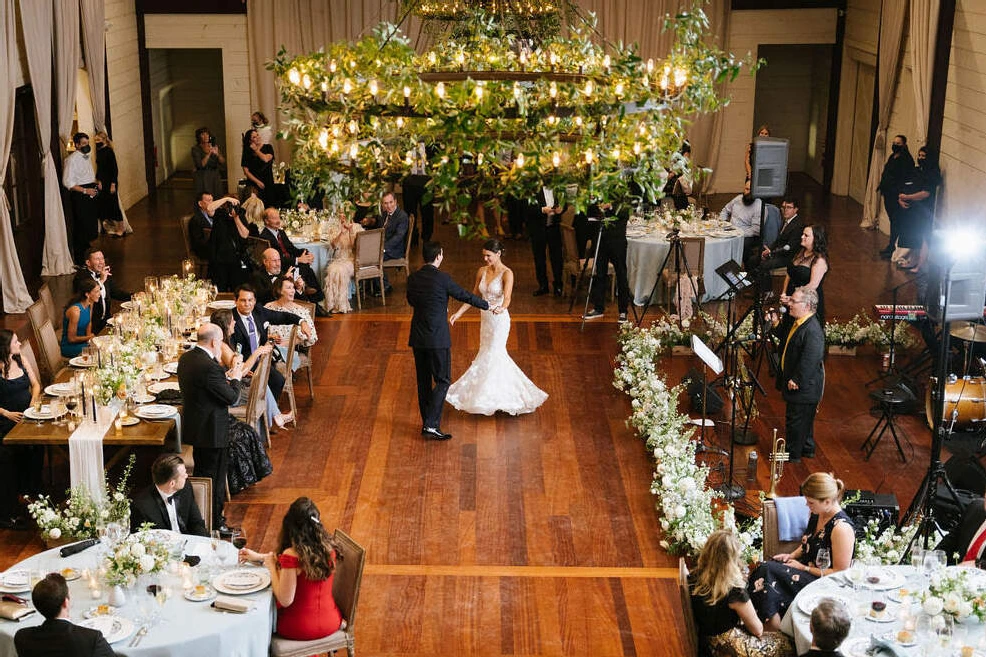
[582,200,632,323]
[208,196,253,292]
[192,127,226,199]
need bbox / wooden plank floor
[0,174,961,655]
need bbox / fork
[129,625,148,647]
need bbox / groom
[408,241,493,440]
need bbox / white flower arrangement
[103,529,172,587]
[852,518,919,565]
[615,322,762,560]
[920,567,986,622]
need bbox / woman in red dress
[239,497,343,639]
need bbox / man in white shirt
[61,132,100,263]
[719,180,763,264]
[129,453,209,536]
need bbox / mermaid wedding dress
[446,269,548,415]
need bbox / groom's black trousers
[412,347,451,430]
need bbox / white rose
[681,319,691,329]
[943,592,962,614]
[957,600,973,619]
[139,554,156,573]
[48,527,61,540]
[100,510,109,519]
[130,542,146,558]
[922,596,944,616]
[674,505,686,519]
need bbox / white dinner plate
[77,615,135,644]
[134,404,176,420]
[24,405,66,421]
[184,586,217,602]
[213,568,271,595]
[0,570,30,590]
[207,300,236,310]
[147,382,180,394]
[863,567,905,590]
[796,591,851,615]
[138,528,182,549]
[44,382,76,397]
[132,393,156,404]
[864,608,896,622]
[163,362,179,375]
[118,416,140,427]
[69,356,97,368]
[841,637,873,657]
[58,567,81,582]
[880,630,917,648]
[145,370,169,381]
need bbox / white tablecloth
[626,232,744,306]
[780,565,986,655]
[292,240,334,285]
[0,536,274,657]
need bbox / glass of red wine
[232,532,247,550]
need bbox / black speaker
[843,490,899,541]
[683,368,724,415]
[750,137,789,199]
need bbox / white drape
[861,1,908,230]
[0,0,33,313]
[909,0,939,147]
[80,0,106,132]
[19,0,76,275]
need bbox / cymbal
[949,321,986,343]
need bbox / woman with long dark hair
[238,497,343,640]
[0,330,42,529]
[780,224,829,327]
[59,277,100,357]
[241,128,277,208]
[93,131,126,236]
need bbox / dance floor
[0,175,957,655]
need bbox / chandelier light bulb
[513,82,522,100]
[633,142,642,155]
[348,120,358,135]
[436,82,446,99]
[428,52,438,66]
[519,50,528,67]
[396,116,405,128]
[342,79,353,95]
[615,82,625,97]
[403,85,411,99]
[552,152,561,168]
[575,116,583,127]
[475,83,484,100]
[318,130,329,150]
[329,60,337,73]
[405,150,414,165]
[549,82,558,99]
[369,79,379,96]
[456,51,466,66]
[321,81,328,92]
[288,68,301,86]
[584,80,594,97]
[660,64,671,90]
[612,147,621,160]
[516,153,525,168]
[349,143,359,158]
[646,58,654,74]
[302,74,312,89]
[603,54,611,70]
[584,149,594,164]
[332,125,341,137]
[330,140,339,153]
[674,66,688,88]
[477,152,484,166]
[549,51,559,67]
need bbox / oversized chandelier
[272,1,752,236]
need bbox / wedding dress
[446,270,548,415]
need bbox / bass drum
[926,377,986,430]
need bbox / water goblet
[815,548,831,574]
[847,560,865,592]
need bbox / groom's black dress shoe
[422,427,452,441]
[532,288,549,297]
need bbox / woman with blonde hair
[691,530,794,657]
[241,192,265,236]
[748,472,854,631]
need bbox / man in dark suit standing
[177,323,244,530]
[229,284,300,400]
[527,186,565,297]
[937,496,986,567]
[130,453,208,536]
[407,242,491,440]
[74,248,131,334]
[259,208,324,304]
[772,286,825,462]
[14,573,115,657]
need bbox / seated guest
[265,275,317,369]
[377,192,409,295]
[74,248,131,333]
[14,573,115,657]
[690,530,794,657]
[238,497,343,641]
[755,197,804,274]
[259,208,323,304]
[189,192,229,261]
[804,598,852,656]
[0,330,42,530]
[229,285,300,401]
[748,472,854,631]
[323,212,363,314]
[719,180,763,265]
[60,277,100,357]
[937,496,986,567]
[130,453,208,536]
[207,196,254,292]
[250,248,286,304]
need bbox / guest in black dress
[780,224,829,327]
[748,472,855,631]
[241,128,279,208]
[0,330,43,529]
[93,131,125,236]
[690,530,794,657]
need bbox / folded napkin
[213,595,252,613]
[867,635,904,657]
[774,496,810,542]
[0,601,35,621]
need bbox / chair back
[762,497,804,559]
[246,236,271,269]
[560,223,581,270]
[281,325,298,376]
[680,236,706,297]
[292,301,316,400]
[187,477,213,531]
[295,300,317,323]
[762,203,782,247]
[354,228,384,275]
[38,283,57,326]
[18,339,44,387]
[245,350,272,426]
[382,213,415,278]
[36,320,67,382]
[179,214,210,276]
[26,300,48,337]
[332,529,367,632]
[678,557,698,657]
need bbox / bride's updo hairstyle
[483,239,504,254]
[800,472,845,503]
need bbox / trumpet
[767,429,788,499]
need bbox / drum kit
[924,320,986,433]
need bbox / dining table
[780,564,986,656]
[0,534,274,656]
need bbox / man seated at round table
[14,573,115,657]
[937,496,986,568]
[130,453,209,536]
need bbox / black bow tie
[167,494,176,505]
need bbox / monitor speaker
[750,137,789,199]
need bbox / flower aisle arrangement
[614,322,761,560]
[852,518,919,565]
[103,529,172,587]
[919,567,986,622]
[823,311,918,350]
[28,455,136,543]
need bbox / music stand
[691,334,725,455]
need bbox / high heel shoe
[273,413,294,430]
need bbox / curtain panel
[80,0,107,133]
[909,0,938,147]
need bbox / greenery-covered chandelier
[271,1,753,235]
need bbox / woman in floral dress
[323,212,363,313]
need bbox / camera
[209,135,216,146]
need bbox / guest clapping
[60,278,100,357]
[265,276,317,367]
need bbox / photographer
[208,196,252,292]
[192,127,226,199]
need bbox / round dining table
[779,564,986,656]
[291,238,334,286]
[0,535,274,657]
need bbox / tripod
[572,219,637,329]
[636,228,695,327]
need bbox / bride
[447,239,548,415]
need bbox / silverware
[130,625,148,647]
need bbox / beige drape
[80,0,106,132]
[861,1,908,230]
[909,0,938,147]
[19,0,76,275]
[0,0,33,313]
[55,0,80,146]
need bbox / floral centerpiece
[920,567,986,622]
[824,313,869,347]
[280,207,341,240]
[28,455,135,543]
[103,529,172,587]
[852,518,919,565]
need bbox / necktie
[276,231,289,257]
[246,316,259,352]
[963,519,986,562]
[781,319,802,371]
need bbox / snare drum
[925,377,986,430]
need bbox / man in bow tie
[258,208,324,305]
[73,248,131,333]
[129,453,208,536]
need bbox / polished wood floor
[0,175,967,655]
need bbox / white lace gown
[446,270,548,416]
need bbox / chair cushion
[270,629,349,657]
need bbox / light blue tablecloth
[292,240,334,286]
[0,536,274,657]
[626,232,744,306]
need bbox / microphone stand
[867,275,923,386]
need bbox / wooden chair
[19,340,44,387]
[762,497,805,560]
[662,236,705,311]
[38,283,58,327]
[678,557,698,657]
[382,213,415,281]
[246,236,271,269]
[274,326,300,427]
[178,214,210,278]
[270,529,366,657]
[559,223,614,299]
[293,301,316,400]
[187,476,213,531]
[35,320,68,384]
[26,300,49,340]
[352,228,385,310]
[230,350,271,449]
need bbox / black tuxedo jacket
[775,314,825,404]
[230,307,301,360]
[407,264,488,349]
[249,269,279,305]
[768,215,805,258]
[525,189,567,235]
[130,483,208,537]
[176,346,241,449]
[14,618,115,657]
[259,227,303,266]
[189,210,213,260]
[74,268,131,333]
[937,497,986,565]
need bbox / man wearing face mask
[877,134,914,259]
[719,179,763,264]
[62,132,100,263]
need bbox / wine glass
[935,614,953,651]
[232,531,247,551]
[815,548,831,574]
[847,559,865,591]
[923,551,938,578]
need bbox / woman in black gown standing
[93,131,124,236]
[241,128,278,208]
[0,330,42,528]
[781,224,829,327]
